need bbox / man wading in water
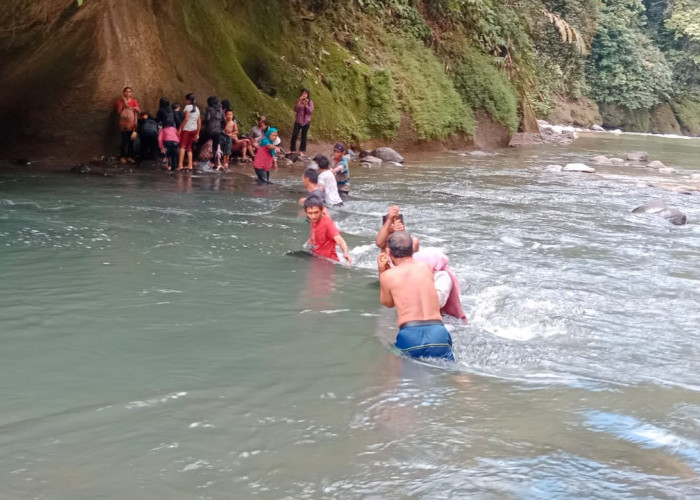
[378,231,455,361]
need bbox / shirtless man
[378,231,454,360]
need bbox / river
[2,132,700,498]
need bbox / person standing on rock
[290,89,314,156]
[115,86,140,165]
[201,96,224,169]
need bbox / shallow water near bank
[2,133,700,498]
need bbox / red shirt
[309,215,340,261]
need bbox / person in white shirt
[314,154,343,207]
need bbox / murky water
[2,132,700,498]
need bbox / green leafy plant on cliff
[387,35,474,139]
[452,51,519,132]
[366,69,401,139]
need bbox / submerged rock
[632,199,687,225]
[647,160,666,169]
[626,151,649,162]
[658,167,677,174]
[591,155,610,165]
[71,164,91,174]
[563,163,595,173]
[590,124,605,131]
[544,164,563,173]
[359,155,383,165]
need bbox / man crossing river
[378,231,455,361]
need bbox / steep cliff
[0,0,522,159]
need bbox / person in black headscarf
[172,103,185,130]
[156,97,175,128]
[201,96,224,168]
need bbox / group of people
[301,197,467,362]
[117,85,464,364]
[115,87,315,177]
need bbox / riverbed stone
[544,164,563,172]
[658,167,677,174]
[632,199,687,225]
[590,124,605,131]
[647,160,666,169]
[626,151,649,162]
[609,157,625,165]
[563,163,595,173]
[360,155,383,165]
[591,155,610,164]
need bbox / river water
[2,132,700,498]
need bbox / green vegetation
[387,36,474,139]
[4,0,700,156]
[452,51,519,133]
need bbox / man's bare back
[379,259,442,327]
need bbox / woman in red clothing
[115,87,140,165]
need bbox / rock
[544,164,563,173]
[632,199,687,225]
[563,163,595,173]
[658,167,677,174]
[610,129,622,135]
[346,149,358,159]
[626,151,649,162]
[591,124,605,131]
[647,160,666,169]
[385,161,403,167]
[591,155,610,165]
[360,155,383,165]
[609,158,625,165]
[371,147,404,163]
[71,164,91,174]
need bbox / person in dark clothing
[221,99,231,113]
[201,96,224,168]
[172,103,185,130]
[137,112,159,160]
[156,97,175,127]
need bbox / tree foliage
[587,0,673,110]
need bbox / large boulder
[371,147,404,163]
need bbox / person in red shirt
[303,197,353,266]
[115,87,140,165]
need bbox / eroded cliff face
[0,0,519,160]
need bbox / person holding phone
[290,88,314,155]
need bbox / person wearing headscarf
[290,88,314,155]
[253,127,280,183]
[412,248,467,322]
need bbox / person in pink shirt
[290,88,314,155]
[158,124,180,171]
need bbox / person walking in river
[331,142,350,198]
[177,93,201,171]
[253,127,280,183]
[378,231,454,361]
[304,197,352,266]
[115,86,140,165]
[315,154,343,207]
[290,89,314,155]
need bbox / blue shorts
[395,321,454,361]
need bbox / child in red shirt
[303,197,352,265]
